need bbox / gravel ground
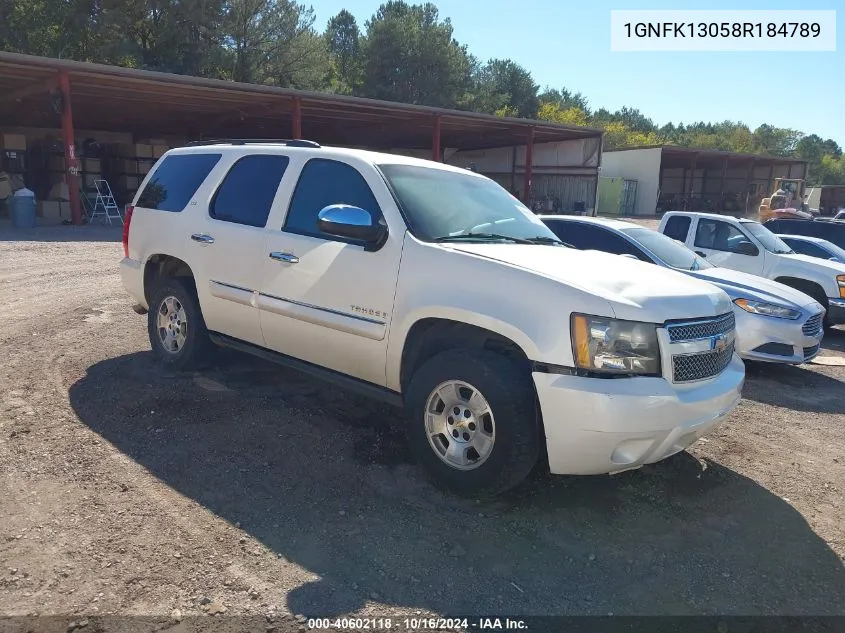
[0,225,844,629]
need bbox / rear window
[136,153,222,212]
[210,155,290,227]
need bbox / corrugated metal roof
[0,52,603,151]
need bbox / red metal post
[58,71,82,225]
[523,126,535,205]
[291,97,302,139]
[431,115,441,162]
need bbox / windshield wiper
[434,233,535,244]
[522,236,568,246]
[434,233,567,246]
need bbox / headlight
[733,298,801,320]
[571,314,661,376]
[837,275,845,299]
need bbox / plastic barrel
[10,195,37,228]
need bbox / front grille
[802,312,824,337]
[667,312,735,342]
[673,342,735,382]
[667,312,736,382]
[803,344,820,361]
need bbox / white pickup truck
[660,211,845,329]
[120,141,744,497]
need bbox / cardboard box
[39,200,69,224]
[0,171,23,199]
[83,157,101,172]
[116,143,152,158]
[118,159,138,175]
[48,181,70,201]
[152,145,169,158]
[138,159,155,174]
[119,175,140,191]
[0,133,26,150]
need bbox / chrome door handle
[269,252,299,264]
[191,233,215,244]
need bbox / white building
[600,146,808,217]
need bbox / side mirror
[734,241,759,256]
[317,204,387,250]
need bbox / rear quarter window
[136,153,222,212]
[663,215,691,241]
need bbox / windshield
[378,164,562,243]
[742,222,793,254]
[620,227,714,271]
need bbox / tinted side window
[210,155,289,228]
[137,153,222,212]
[284,159,381,240]
[786,239,828,259]
[694,219,748,252]
[543,220,589,247]
[663,215,691,241]
[545,221,649,261]
[582,226,651,260]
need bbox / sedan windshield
[378,164,563,244]
[742,221,793,254]
[620,227,714,271]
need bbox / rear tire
[147,277,213,370]
[404,348,540,498]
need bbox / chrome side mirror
[317,204,387,250]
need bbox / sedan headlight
[733,298,801,320]
[571,314,661,376]
[837,275,845,298]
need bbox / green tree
[324,9,361,93]
[538,87,589,114]
[480,58,538,118]
[222,0,329,88]
[359,1,472,108]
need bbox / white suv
[120,140,745,497]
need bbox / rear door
[187,153,291,346]
[691,217,766,275]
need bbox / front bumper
[734,306,824,364]
[533,354,745,476]
[827,298,845,326]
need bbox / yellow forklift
[758,178,814,222]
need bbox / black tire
[404,348,541,498]
[147,277,213,370]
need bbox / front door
[258,157,405,387]
[690,217,765,276]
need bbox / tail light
[122,205,134,258]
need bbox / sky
[311,0,843,146]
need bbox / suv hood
[446,243,733,322]
[685,266,821,311]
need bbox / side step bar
[208,332,403,407]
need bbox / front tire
[147,278,212,370]
[404,349,541,498]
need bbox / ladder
[88,179,123,225]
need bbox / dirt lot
[1,225,844,629]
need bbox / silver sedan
[539,215,826,365]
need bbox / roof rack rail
[186,139,321,148]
